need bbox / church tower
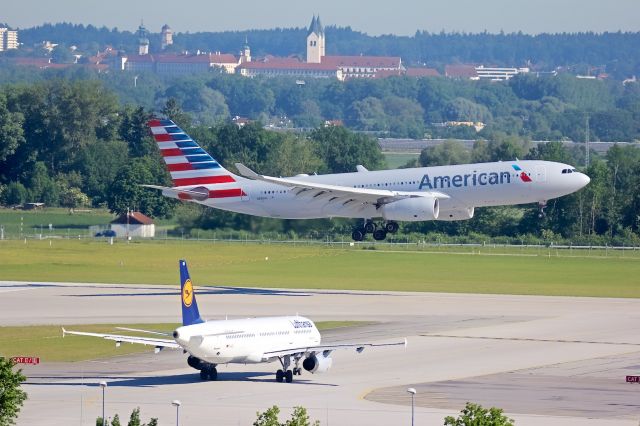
[306,15,325,63]
[137,21,149,55]
[161,24,173,50]
[240,37,251,63]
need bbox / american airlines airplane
[144,119,590,241]
[63,260,405,383]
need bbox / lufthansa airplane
[144,119,590,241]
[63,260,405,383]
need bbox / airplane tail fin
[179,260,204,326]
[147,119,244,195]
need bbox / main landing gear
[275,355,301,383]
[199,363,218,381]
[352,220,399,241]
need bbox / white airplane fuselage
[175,160,589,220]
[174,316,321,365]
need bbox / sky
[3,0,640,35]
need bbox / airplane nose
[578,173,590,188]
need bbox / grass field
[0,208,115,237]
[384,152,419,169]
[0,321,366,362]
[0,239,638,297]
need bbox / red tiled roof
[373,69,403,78]
[126,53,237,64]
[322,55,401,68]
[111,211,154,225]
[445,64,478,78]
[406,67,440,77]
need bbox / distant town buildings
[0,27,18,51]
[445,64,529,81]
[161,24,173,50]
[137,22,149,56]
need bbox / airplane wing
[235,163,449,206]
[263,338,407,358]
[62,328,181,349]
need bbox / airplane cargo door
[534,166,547,183]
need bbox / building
[137,22,149,56]
[110,211,155,238]
[474,65,529,81]
[445,64,529,81]
[122,52,239,75]
[306,15,325,63]
[161,24,173,50]
[237,57,344,80]
[0,27,18,51]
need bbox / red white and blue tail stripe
[147,119,246,200]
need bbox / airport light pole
[99,381,107,426]
[172,400,181,426]
[407,387,416,426]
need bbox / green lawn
[0,321,368,362]
[0,207,115,238]
[0,239,638,297]
[384,152,419,169]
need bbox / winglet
[235,163,260,179]
[356,165,369,172]
[179,260,204,326]
[62,327,67,338]
[404,338,408,348]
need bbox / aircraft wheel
[373,229,387,241]
[276,369,284,383]
[208,366,218,381]
[364,221,376,234]
[200,369,208,380]
[385,221,399,233]
[285,370,293,383]
[351,229,365,241]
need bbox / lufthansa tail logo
[182,279,194,307]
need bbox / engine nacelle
[302,353,333,374]
[187,355,203,370]
[380,196,439,221]
[437,207,475,221]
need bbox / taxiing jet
[144,119,590,241]
[63,260,405,383]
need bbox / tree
[106,158,174,217]
[253,405,320,426]
[127,407,141,426]
[311,126,386,173]
[443,402,514,426]
[0,358,28,426]
[253,405,281,426]
[419,140,471,167]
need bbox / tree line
[0,64,638,141]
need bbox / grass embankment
[0,239,638,297]
[0,321,366,362]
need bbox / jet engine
[437,207,475,221]
[380,196,439,221]
[302,352,333,374]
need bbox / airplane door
[534,166,547,183]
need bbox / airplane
[63,260,406,383]
[144,119,590,241]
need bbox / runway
[1,281,639,425]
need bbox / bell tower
[306,15,325,63]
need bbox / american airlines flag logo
[147,119,246,199]
[512,164,532,182]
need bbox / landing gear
[275,355,296,383]
[199,364,218,381]
[351,228,366,241]
[538,201,547,218]
[373,229,387,241]
[384,221,399,233]
[364,220,376,234]
[351,220,399,241]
